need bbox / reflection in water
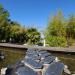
[50,52,75,74]
[0,49,25,70]
[0,48,75,75]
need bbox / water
[0,48,75,75]
[0,48,25,70]
[50,52,75,74]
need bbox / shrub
[46,36,67,47]
[67,38,74,46]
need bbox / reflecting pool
[0,48,75,75]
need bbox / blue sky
[0,0,75,31]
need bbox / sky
[0,0,75,31]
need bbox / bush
[46,36,67,47]
[67,38,74,46]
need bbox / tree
[66,15,75,46]
[27,28,41,44]
[10,22,27,43]
[47,11,66,36]
[0,4,41,44]
[66,15,75,39]
[45,11,67,47]
[0,4,10,42]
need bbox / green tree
[27,28,41,45]
[0,4,10,42]
[0,4,41,44]
[66,15,75,46]
[45,11,67,47]
[10,22,27,43]
[66,15,75,39]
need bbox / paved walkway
[0,43,75,53]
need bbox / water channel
[0,48,75,75]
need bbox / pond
[0,48,75,75]
[0,48,25,70]
[50,52,75,74]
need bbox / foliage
[1,4,75,46]
[47,11,66,37]
[66,15,75,39]
[45,11,67,47]
[0,4,10,42]
[46,36,67,47]
[27,28,41,44]
[10,23,27,43]
[0,4,41,44]
[67,38,74,46]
